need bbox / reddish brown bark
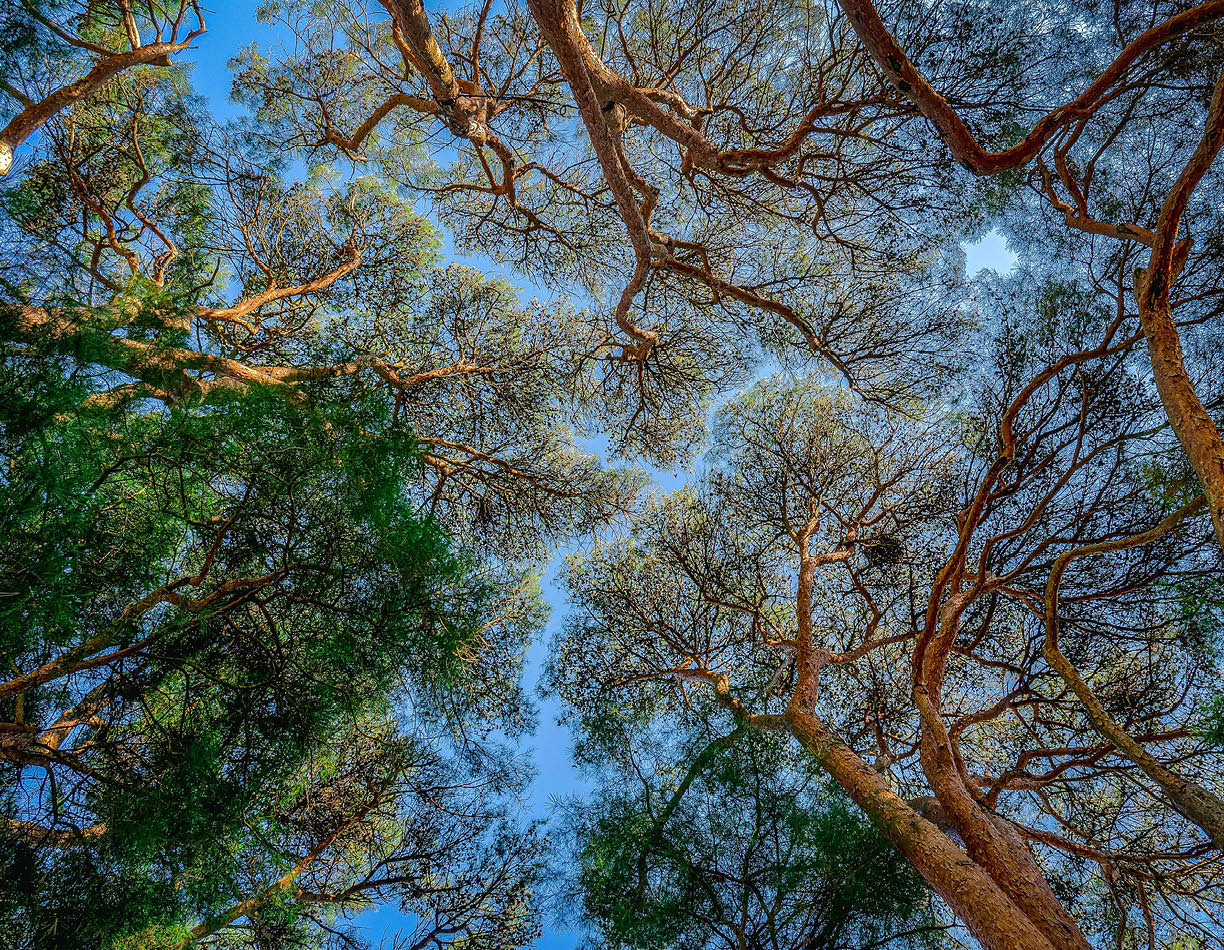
[380,0,493,143]
[1,35,201,176]
[834,0,1224,174]
[1136,68,1224,554]
[912,687,1092,950]
[790,523,1089,949]
[834,0,1224,551]
[908,579,1091,950]
[785,708,1058,950]
[1044,496,1224,848]
[525,0,660,358]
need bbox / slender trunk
[1136,286,1224,552]
[913,590,1092,950]
[913,690,1093,950]
[1128,67,1224,550]
[380,0,490,142]
[180,797,380,946]
[1047,640,1224,847]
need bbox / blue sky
[181,7,1016,945]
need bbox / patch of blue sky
[963,229,1018,277]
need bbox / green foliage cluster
[0,339,518,946]
[572,732,938,950]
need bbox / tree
[0,350,547,947]
[0,9,629,946]
[238,1,1224,944]
[553,369,1224,948]
[1,1,205,176]
[836,0,1224,550]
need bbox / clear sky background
[182,8,1016,946]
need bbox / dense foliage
[0,341,547,948]
[568,730,942,949]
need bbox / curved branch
[835,0,1224,174]
[1,19,205,176]
[785,707,1058,950]
[4,818,107,849]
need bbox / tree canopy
[3,0,1224,948]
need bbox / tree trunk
[785,707,1060,950]
[1135,282,1224,553]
